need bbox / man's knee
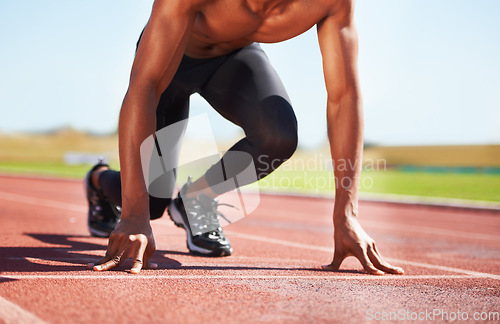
[261,126,298,160]
[252,128,297,179]
[257,96,298,160]
[254,125,298,180]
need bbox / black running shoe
[85,161,121,238]
[168,178,232,257]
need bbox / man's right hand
[89,218,157,274]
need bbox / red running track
[0,175,499,323]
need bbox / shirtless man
[86,0,404,275]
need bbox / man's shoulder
[315,0,354,26]
[318,0,353,17]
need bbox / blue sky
[1,0,499,147]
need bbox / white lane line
[0,274,476,280]
[0,295,48,324]
[227,232,500,280]
[0,191,86,213]
[361,220,500,242]
[257,207,500,242]
[229,231,333,253]
[385,259,500,280]
[8,257,91,267]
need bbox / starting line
[0,274,481,280]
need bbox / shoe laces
[188,195,237,235]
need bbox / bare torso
[185,0,339,58]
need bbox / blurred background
[0,0,499,203]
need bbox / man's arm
[317,2,403,275]
[119,0,197,221]
[91,0,201,273]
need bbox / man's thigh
[199,43,295,131]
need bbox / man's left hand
[322,216,404,275]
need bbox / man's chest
[192,0,329,44]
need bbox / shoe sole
[168,202,232,256]
[88,226,111,238]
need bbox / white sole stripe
[168,203,214,254]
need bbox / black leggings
[99,42,298,219]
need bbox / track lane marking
[386,259,500,280]
[227,232,500,280]
[0,295,48,324]
[0,191,86,213]
[361,220,500,242]
[256,207,500,241]
[0,274,479,280]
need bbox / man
[87,0,404,275]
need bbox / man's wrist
[333,212,354,226]
[120,191,150,221]
[333,190,359,224]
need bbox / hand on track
[322,216,404,275]
[88,218,157,274]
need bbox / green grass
[0,161,118,179]
[360,170,500,202]
[248,168,500,202]
[1,161,499,202]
